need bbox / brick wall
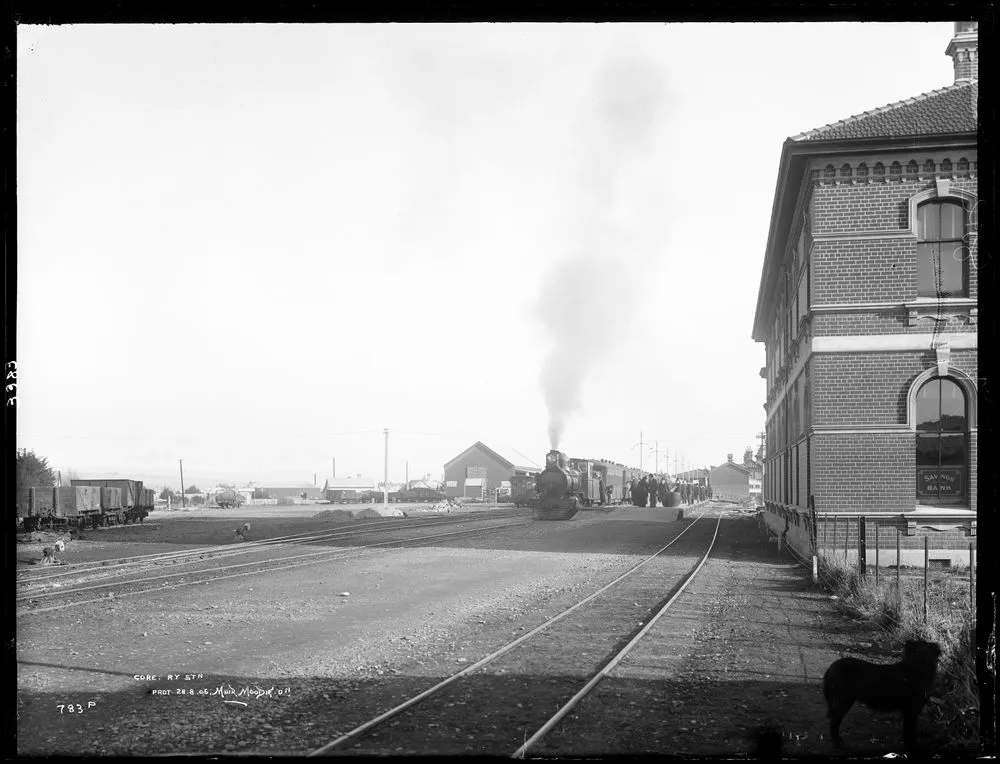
[810,431,915,514]
[811,351,925,425]
[812,239,915,303]
[811,350,977,427]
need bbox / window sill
[905,299,977,327]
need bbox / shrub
[815,549,978,751]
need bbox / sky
[15,22,959,488]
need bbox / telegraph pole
[179,459,186,508]
[332,457,336,479]
[632,431,644,472]
[383,428,389,509]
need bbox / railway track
[304,508,722,757]
[16,510,524,589]
[17,513,533,615]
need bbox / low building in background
[672,468,711,487]
[710,450,763,503]
[256,484,325,504]
[323,476,377,504]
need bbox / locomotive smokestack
[537,57,666,448]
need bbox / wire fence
[761,509,977,664]
[813,514,976,624]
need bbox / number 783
[58,702,97,713]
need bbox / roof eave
[751,130,978,341]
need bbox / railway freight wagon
[71,479,150,525]
[18,486,101,531]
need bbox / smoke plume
[538,57,667,450]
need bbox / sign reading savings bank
[917,468,963,496]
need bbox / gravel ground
[16,504,966,757]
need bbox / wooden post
[969,543,975,613]
[858,516,867,577]
[874,522,880,585]
[896,528,903,605]
[844,516,849,562]
[923,536,929,623]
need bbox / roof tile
[791,81,978,142]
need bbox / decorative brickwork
[811,311,975,337]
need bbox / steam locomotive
[532,449,640,521]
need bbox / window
[802,363,812,430]
[916,200,968,298]
[915,378,967,504]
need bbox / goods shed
[443,442,542,500]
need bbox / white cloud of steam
[537,56,669,450]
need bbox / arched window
[915,378,967,504]
[916,200,968,297]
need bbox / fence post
[896,528,903,606]
[923,536,929,624]
[844,516,849,562]
[810,496,818,586]
[969,543,975,614]
[874,522,880,586]
[858,516,867,577]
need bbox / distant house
[443,442,543,500]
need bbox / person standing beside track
[647,475,658,508]
[635,476,647,507]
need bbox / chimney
[946,21,978,82]
[727,453,733,463]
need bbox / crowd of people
[624,476,711,507]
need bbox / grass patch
[816,552,978,750]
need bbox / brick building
[752,23,978,566]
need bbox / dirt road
[16,505,955,756]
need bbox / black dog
[823,640,941,753]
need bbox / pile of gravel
[311,509,356,522]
